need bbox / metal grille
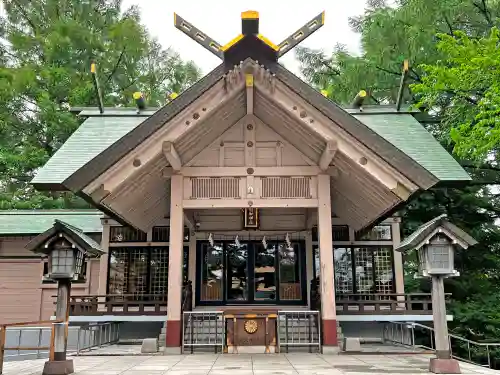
[110,226,147,242]
[261,177,311,198]
[182,312,225,353]
[150,248,169,297]
[374,248,393,294]
[277,311,321,352]
[191,177,240,199]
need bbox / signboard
[243,208,259,229]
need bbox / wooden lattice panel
[190,177,241,199]
[261,177,311,198]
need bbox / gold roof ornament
[173,10,325,62]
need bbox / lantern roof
[26,219,103,257]
[396,214,478,253]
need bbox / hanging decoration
[235,235,241,248]
[262,235,267,249]
[285,232,292,250]
[208,233,214,247]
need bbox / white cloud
[122,0,368,76]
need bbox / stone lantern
[396,214,477,374]
[26,220,103,375]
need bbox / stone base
[141,338,159,353]
[164,346,182,355]
[343,337,361,352]
[429,358,461,374]
[322,346,340,355]
[42,359,74,375]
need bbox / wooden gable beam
[319,140,337,170]
[162,141,182,171]
[253,74,418,199]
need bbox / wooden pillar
[165,174,184,353]
[392,220,405,295]
[317,174,337,350]
[97,222,110,296]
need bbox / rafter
[319,140,337,170]
[162,141,182,171]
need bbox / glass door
[226,242,249,302]
[196,240,306,305]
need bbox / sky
[121,0,369,76]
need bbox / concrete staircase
[158,322,167,348]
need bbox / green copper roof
[32,108,470,189]
[353,113,471,182]
[396,214,478,252]
[0,210,103,235]
[26,219,103,255]
[32,116,147,187]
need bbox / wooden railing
[69,294,167,316]
[0,320,63,374]
[335,293,448,315]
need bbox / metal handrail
[0,320,63,374]
[75,322,120,355]
[383,321,500,369]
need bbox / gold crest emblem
[244,319,258,334]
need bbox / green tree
[0,0,201,209]
[295,0,500,345]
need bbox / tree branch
[472,0,493,27]
[10,0,38,35]
[105,47,126,84]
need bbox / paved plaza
[3,353,499,375]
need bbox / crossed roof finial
[173,10,325,63]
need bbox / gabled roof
[26,219,103,256]
[396,214,478,252]
[0,210,103,235]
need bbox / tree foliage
[0,0,201,209]
[296,0,500,345]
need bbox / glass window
[254,243,276,301]
[278,242,302,301]
[200,242,223,301]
